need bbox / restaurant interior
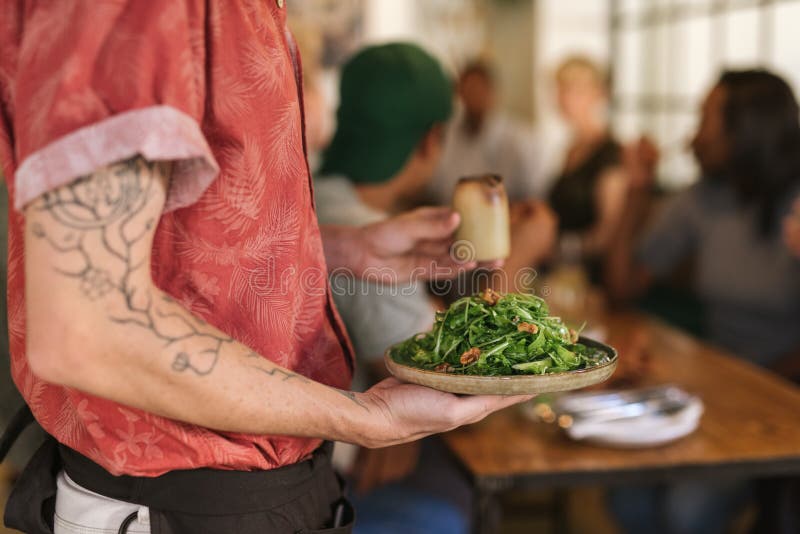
[2,0,800,533]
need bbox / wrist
[321,386,390,447]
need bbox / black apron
[3,411,354,534]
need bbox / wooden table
[442,311,800,533]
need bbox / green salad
[389,290,610,376]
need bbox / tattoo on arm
[244,352,367,410]
[331,389,370,411]
[29,156,233,376]
[30,155,354,404]
[245,352,309,383]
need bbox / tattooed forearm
[29,156,233,376]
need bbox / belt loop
[118,508,149,534]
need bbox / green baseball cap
[319,43,453,184]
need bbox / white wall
[362,0,416,43]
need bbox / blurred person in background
[609,69,800,368]
[606,69,800,534]
[316,42,467,534]
[548,56,628,282]
[426,59,545,205]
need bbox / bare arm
[25,157,528,448]
[498,200,557,292]
[605,138,661,302]
[604,184,654,302]
[581,167,628,256]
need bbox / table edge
[462,455,800,492]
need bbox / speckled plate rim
[384,337,618,395]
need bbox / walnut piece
[480,288,501,306]
[517,322,539,334]
[569,328,579,343]
[434,363,453,373]
[459,347,482,365]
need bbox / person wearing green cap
[315,43,471,534]
[316,43,452,374]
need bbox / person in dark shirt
[548,56,627,275]
[609,69,800,368]
[607,68,800,534]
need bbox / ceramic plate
[384,337,617,395]
[554,386,704,448]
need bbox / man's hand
[352,378,533,448]
[784,197,800,259]
[358,207,476,281]
[323,207,483,283]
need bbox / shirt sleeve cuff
[13,105,219,212]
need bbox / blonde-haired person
[548,55,628,279]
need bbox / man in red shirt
[0,2,530,533]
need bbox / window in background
[680,15,714,100]
[724,7,760,65]
[773,1,800,91]
[610,0,800,189]
[615,26,642,105]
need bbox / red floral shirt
[0,0,353,476]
